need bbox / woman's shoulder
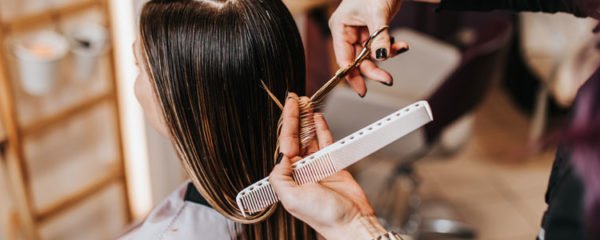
[120,181,240,240]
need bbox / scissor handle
[310,26,390,103]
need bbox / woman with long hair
[124,0,389,239]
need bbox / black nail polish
[276,153,284,163]
[381,81,393,86]
[397,47,409,55]
[376,48,387,59]
[390,37,395,45]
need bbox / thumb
[366,17,392,61]
[269,156,301,191]
[269,156,302,205]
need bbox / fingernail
[376,48,387,59]
[397,47,409,55]
[390,37,395,44]
[276,153,284,163]
[358,92,366,98]
[381,81,393,86]
[286,92,297,100]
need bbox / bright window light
[107,0,153,219]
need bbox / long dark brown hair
[139,0,316,238]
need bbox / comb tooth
[252,189,262,213]
[324,155,333,176]
[253,190,263,213]
[305,168,312,183]
[250,192,259,213]
[297,168,305,184]
[303,168,311,184]
[331,155,337,172]
[316,159,326,180]
[323,155,330,176]
[326,154,335,174]
[316,161,324,180]
[293,171,302,185]
[260,187,270,208]
[249,196,257,213]
[265,188,275,207]
[245,196,253,214]
[268,186,276,203]
[313,162,321,181]
[295,168,305,185]
[310,165,319,182]
[262,187,271,207]
[311,160,318,180]
[268,186,277,204]
[300,167,308,184]
[242,197,252,214]
[300,167,309,184]
[321,157,330,177]
[307,164,317,183]
[292,170,300,184]
[291,171,298,184]
[256,189,266,211]
[240,198,247,213]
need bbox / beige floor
[361,85,556,240]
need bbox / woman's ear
[134,41,170,138]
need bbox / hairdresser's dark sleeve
[437,0,596,18]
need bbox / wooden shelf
[0,1,131,238]
[1,0,101,34]
[22,92,113,137]
[35,163,123,224]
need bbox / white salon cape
[119,181,240,239]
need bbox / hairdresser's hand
[270,93,383,240]
[329,0,409,97]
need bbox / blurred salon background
[0,0,598,239]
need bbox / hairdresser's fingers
[299,96,319,156]
[270,156,300,185]
[346,69,367,97]
[364,0,405,62]
[367,19,391,61]
[359,60,392,85]
[321,171,375,216]
[270,156,302,205]
[305,140,320,156]
[314,113,334,148]
[279,93,300,158]
[331,23,359,68]
[389,41,410,58]
[353,40,410,87]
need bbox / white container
[14,30,69,96]
[69,23,108,82]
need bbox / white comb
[236,101,433,217]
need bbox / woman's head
[135,0,314,238]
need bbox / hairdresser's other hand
[270,93,380,240]
[329,0,408,97]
